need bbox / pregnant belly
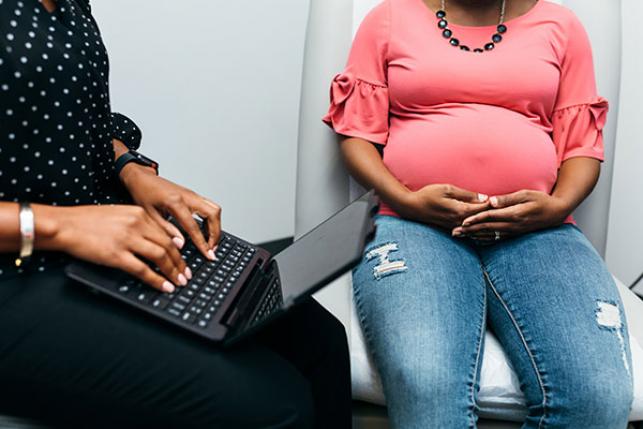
[382,105,558,215]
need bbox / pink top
[323,0,607,220]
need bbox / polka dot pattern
[1,0,140,279]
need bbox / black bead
[484,42,495,50]
[450,38,460,47]
[474,48,484,53]
[492,33,503,43]
[436,10,446,18]
[442,29,452,38]
[460,45,470,51]
[438,19,448,29]
[497,24,507,34]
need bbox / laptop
[65,192,377,345]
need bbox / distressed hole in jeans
[365,242,408,280]
[596,300,631,377]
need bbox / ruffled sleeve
[552,98,607,165]
[322,1,390,145]
[111,112,143,150]
[551,12,608,166]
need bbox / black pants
[0,266,351,429]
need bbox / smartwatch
[115,150,159,177]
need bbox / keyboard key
[198,320,208,328]
[167,308,181,317]
[199,292,213,301]
[171,302,186,312]
[177,295,191,305]
[136,293,147,302]
[182,312,196,324]
[152,297,170,309]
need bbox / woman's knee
[546,370,633,427]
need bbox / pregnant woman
[0,0,351,427]
[323,0,633,427]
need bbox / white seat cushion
[349,282,643,422]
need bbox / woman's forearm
[551,157,601,214]
[0,203,61,253]
[339,137,411,212]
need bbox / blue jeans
[353,215,633,429]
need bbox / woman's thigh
[0,267,315,429]
[479,224,633,429]
[352,216,487,428]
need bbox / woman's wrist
[32,204,64,252]
[549,194,576,222]
[119,161,157,189]
[380,185,416,217]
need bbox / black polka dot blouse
[1,0,142,279]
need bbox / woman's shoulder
[360,0,392,25]
[538,1,586,31]
[534,1,591,55]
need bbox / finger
[168,198,214,261]
[148,208,186,249]
[119,253,176,293]
[467,232,497,241]
[451,226,495,239]
[140,219,190,282]
[192,197,222,250]
[461,206,522,227]
[452,200,493,220]
[460,222,517,235]
[445,185,489,204]
[130,237,188,288]
[490,190,531,209]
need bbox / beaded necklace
[436,0,508,53]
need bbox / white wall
[92,0,310,243]
[606,0,643,288]
[562,0,622,257]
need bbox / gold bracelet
[15,202,34,267]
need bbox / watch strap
[115,151,159,178]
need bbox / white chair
[295,0,643,427]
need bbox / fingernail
[177,273,187,286]
[490,196,498,206]
[172,236,185,249]
[162,282,175,293]
[207,249,216,260]
[478,193,488,202]
[452,228,462,237]
[184,267,192,280]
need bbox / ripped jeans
[353,215,633,429]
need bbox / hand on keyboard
[119,168,221,260]
[47,205,190,293]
